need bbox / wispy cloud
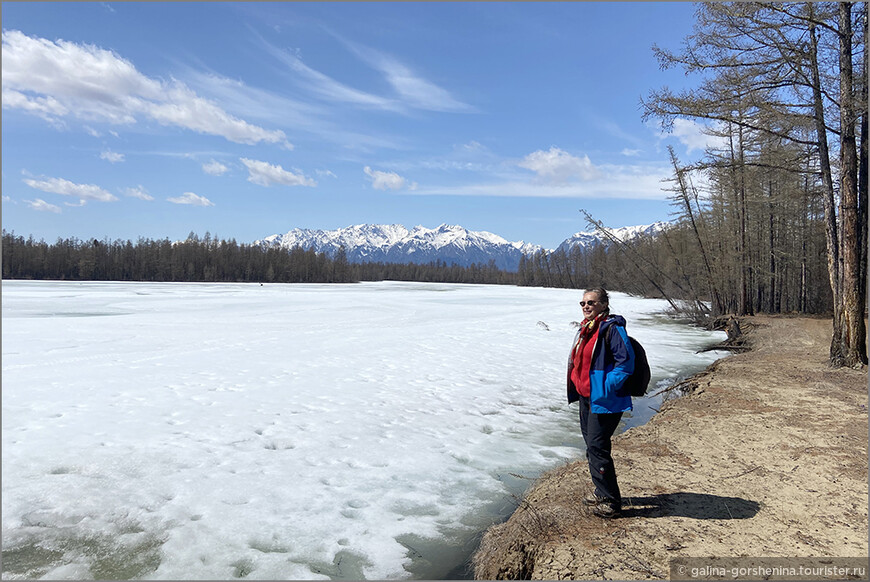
[183,67,406,152]
[124,185,154,201]
[346,43,474,113]
[241,158,316,187]
[597,119,646,149]
[24,176,118,203]
[266,46,400,111]
[364,166,417,191]
[25,198,62,213]
[2,30,289,146]
[100,149,125,163]
[181,70,312,140]
[413,141,500,174]
[410,160,672,200]
[260,29,473,114]
[167,192,214,206]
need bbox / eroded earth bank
[473,316,868,580]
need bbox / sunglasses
[579,300,601,307]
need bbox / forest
[2,3,865,367]
[646,2,867,368]
[0,230,514,286]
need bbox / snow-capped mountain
[255,221,669,271]
[256,224,543,271]
[556,221,670,253]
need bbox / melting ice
[2,281,725,579]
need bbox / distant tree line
[517,205,832,319]
[1,230,516,286]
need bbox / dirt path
[473,316,868,580]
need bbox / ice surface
[2,281,725,580]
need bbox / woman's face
[581,292,607,320]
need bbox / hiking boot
[591,503,622,519]
[582,493,607,506]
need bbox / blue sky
[1,2,715,250]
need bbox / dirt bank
[473,316,868,580]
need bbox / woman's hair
[584,287,611,315]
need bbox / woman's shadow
[621,492,760,519]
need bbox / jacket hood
[604,314,627,328]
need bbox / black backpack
[608,327,651,397]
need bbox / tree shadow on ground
[621,492,760,520]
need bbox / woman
[566,287,635,518]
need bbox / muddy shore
[472,315,868,580]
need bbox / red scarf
[573,313,606,358]
[571,314,607,397]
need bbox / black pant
[578,396,623,508]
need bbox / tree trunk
[835,2,868,367]
[858,1,869,361]
[808,14,844,363]
[668,146,723,314]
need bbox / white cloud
[316,169,337,179]
[517,147,600,184]
[167,192,214,206]
[459,141,486,153]
[2,30,288,146]
[100,149,125,163]
[3,88,69,117]
[124,185,154,201]
[410,162,672,200]
[240,158,316,187]
[670,118,727,154]
[364,166,417,191]
[621,148,642,157]
[24,176,118,202]
[202,160,229,176]
[25,198,62,213]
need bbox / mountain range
[255,222,668,271]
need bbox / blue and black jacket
[566,314,635,414]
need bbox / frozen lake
[2,281,726,580]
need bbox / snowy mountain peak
[556,221,669,253]
[255,221,670,271]
[255,223,543,271]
